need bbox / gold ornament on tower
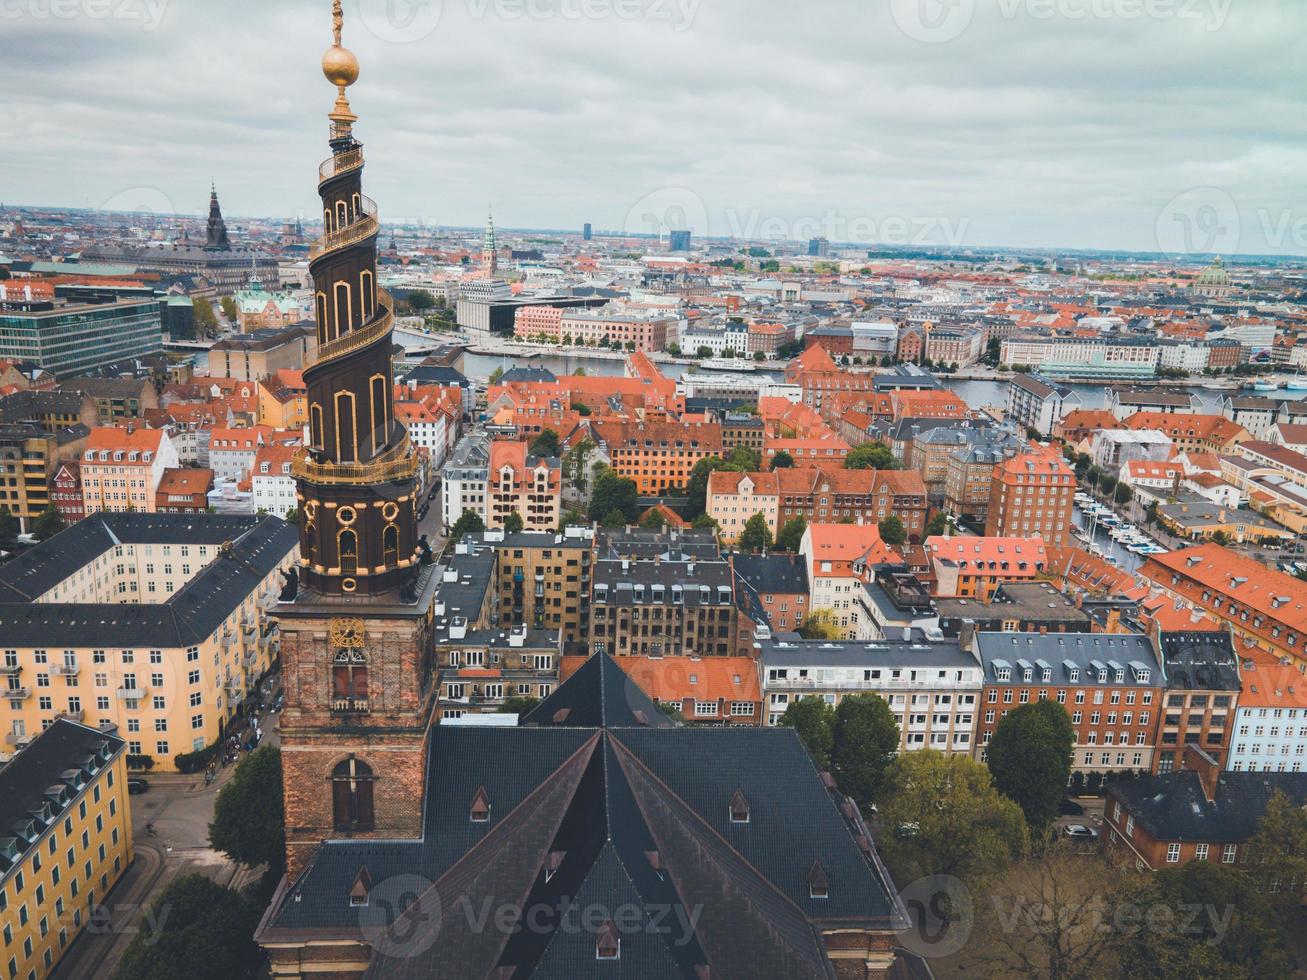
[329,617,367,649]
[322,0,359,135]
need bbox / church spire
[205,184,231,250]
[482,204,498,274]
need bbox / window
[332,758,374,832]
[1222,844,1236,864]
[1166,843,1181,863]
[1195,844,1208,860]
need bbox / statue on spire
[332,0,343,46]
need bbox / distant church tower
[204,184,231,251]
[481,204,498,275]
[273,2,439,881]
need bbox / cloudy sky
[6,0,1305,254]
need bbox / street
[52,700,280,978]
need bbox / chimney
[1182,745,1221,803]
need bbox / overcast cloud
[4,0,1305,254]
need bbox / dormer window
[545,850,565,883]
[996,667,1011,682]
[470,786,491,823]
[808,860,829,899]
[349,866,372,907]
[729,789,750,824]
[595,920,620,961]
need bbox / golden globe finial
[322,0,358,88]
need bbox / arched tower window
[332,650,369,710]
[360,269,374,319]
[323,208,332,232]
[335,199,348,230]
[369,374,388,449]
[315,292,329,343]
[304,520,317,562]
[332,281,352,339]
[338,528,358,575]
[351,192,362,219]
[382,524,399,567]
[335,392,357,462]
[331,758,374,832]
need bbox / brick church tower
[273,1,440,881]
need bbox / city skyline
[5,0,1305,256]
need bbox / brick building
[974,632,1163,774]
[590,418,723,495]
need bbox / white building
[1228,655,1307,773]
[757,634,983,753]
[1090,429,1173,471]
[250,445,298,517]
[442,434,490,531]
[1006,374,1078,437]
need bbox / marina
[1071,493,1167,574]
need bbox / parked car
[127,778,150,795]
[1063,824,1098,841]
[1058,798,1086,816]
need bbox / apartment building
[1006,374,1078,437]
[483,527,593,656]
[50,462,83,526]
[974,632,1163,774]
[0,721,131,980]
[1154,630,1241,773]
[208,426,273,485]
[1227,649,1307,773]
[79,425,180,516]
[943,445,1008,521]
[0,422,88,531]
[562,653,764,725]
[800,524,900,636]
[485,440,561,532]
[1106,388,1202,421]
[732,552,810,633]
[590,419,722,495]
[427,536,560,718]
[250,444,298,517]
[1140,545,1307,671]
[557,309,674,351]
[912,427,1020,505]
[441,434,489,533]
[758,634,982,754]
[589,529,742,658]
[925,536,1050,600]
[706,467,928,544]
[1221,396,1280,440]
[1105,747,1307,872]
[154,467,214,514]
[984,447,1076,548]
[0,514,297,770]
[1122,412,1250,455]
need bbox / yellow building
[1,513,298,771]
[257,370,308,430]
[0,719,131,980]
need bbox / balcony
[0,663,21,675]
[331,697,370,713]
[55,709,85,722]
[4,732,33,748]
[4,686,32,700]
[115,686,147,701]
[50,664,81,678]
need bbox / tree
[666,342,681,356]
[726,444,762,471]
[1114,483,1134,505]
[983,335,1001,366]
[770,450,795,469]
[829,694,899,808]
[738,513,773,553]
[488,365,505,384]
[1245,788,1307,908]
[878,515,906,546]
[1119,862,1293,979]
[192,297,218,337]
[450,509,485,539]
[845,443,897,470]
[219,295,239,324]
[877,750,1028,885]
[696,346,713,359]
[691,513,719,532]
[283,506,300,523]
[32,506,65,540]
[640,508,668,530]
[1026,426,1043,441]
[503,511,525,533]
[601,507,627,528]
[753,351,767,361]
[797,607,841,640]
[986,700,1075,830]
[685,457,728,519]
[588,469,639,524]
[407,289,436,311]
[498,695,540,715]
[776,516,807,553]
[657,701,686,723]
[112,874,261,980]
[0,507,17,549]
[528,428,561,458]
[924,511,948,537]
[780,696,835,769]
[209,745,284,870]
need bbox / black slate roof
[1158,630,1240,692]
[263,656,905,979]
[0,513,296,645]
[0,720,124,879]
[1109,771,1307,843]
[732,552,809,597]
